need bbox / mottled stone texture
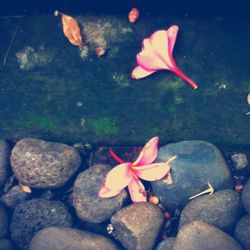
[73,164,127,223]
[30,227,120,250]
[111,202,163,250]
[11,138,81,188]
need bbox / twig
[3,17,23,66]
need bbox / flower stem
[109,149,125,164]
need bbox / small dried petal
[19,183,32,193]
[96,47,106,57]
[235,184,244,192]
[149,195,159,204]
[128,8,140,23]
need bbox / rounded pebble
[234,215,250,250]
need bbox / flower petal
[131,65,156,79]
[98,185,123,198]
[149,26,179,68]
[133,162,171,181]
[104,163,132,191]
[133,136,159,166]
[128,175,147,202]
[136,45,167,71]
[134,156,177,181]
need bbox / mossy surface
[0,15,250,147]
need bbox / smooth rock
[30,226,120,250]
[173,221,242,250]
[0,238,14,250]
[10,198,72,250]
[0,185,31,208]
[111,202,163,250]
[156,237,176,250]
[0,141,10,188]
[241,179,250,214]
[73,164,127,223]
[179,189,243,232]
[0,203,8,238]
[234,215,250,250]
[152,140,233,211]
[11,138,81,188]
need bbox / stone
[30,226,120,250]
[178,189,243,232]
[0,140,10,188]
[234,215,250,250]
[111,202,164,250]
[173,221,242,250]
[241,179,250,214]
[73,164,127,223]
[0,203,8,238]
[0,185,31,208]
[152,140,233,211]
[0,238,14,250]
[231,153,248,171]
[156,237,176,250]
[10,138,81,188]
[10,198,72,250]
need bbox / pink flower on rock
[98,136,176,202]
[131,25,198,89]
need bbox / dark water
[0,6,250,148]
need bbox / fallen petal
[128,175,147,202]
[128,8,140,23]
[98,185,123,198]
[133,136,159,166]
[104,163,132,191]
[133,162,171,181]
[131,65,156,79]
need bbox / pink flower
[131,25,198,89]
[98,136,176,202]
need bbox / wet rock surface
[234,215,250,250]
[29,226,120,250]
[0,238,14,250]
[156,237,176,250]
[73,164,127,223]
[0,141,10,188]
[0,203,8,238]
[173,220,242,250]
[0,185,31,209]
[241,179,250,214]
[111,202,164,250]
[152,140,233,211]
[10,198,72,250]
[178,189,243,232]
[11,138,81,188]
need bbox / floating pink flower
[131,25,198,89]
[98,136,176,202]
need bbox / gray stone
[111,202,164,250]
[231,153,248,171]
[152,140,233,211]
[0,185,31,208]
[234,215,250,250]
[11,138,81,188]
[156,237,176,250]
[179,189,243,232]
[241,179,250,214]
[30,226,120,250]
[0,203,8,238]
[73,164,127,223]
[0,141,10,188]
[0,238,14,250]
[173,221,242,250]
[10,198,72,250]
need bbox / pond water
[0,11,250,148]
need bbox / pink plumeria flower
[131,25,198,89]
[98,136,176,202]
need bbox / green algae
[88,117,118,136]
